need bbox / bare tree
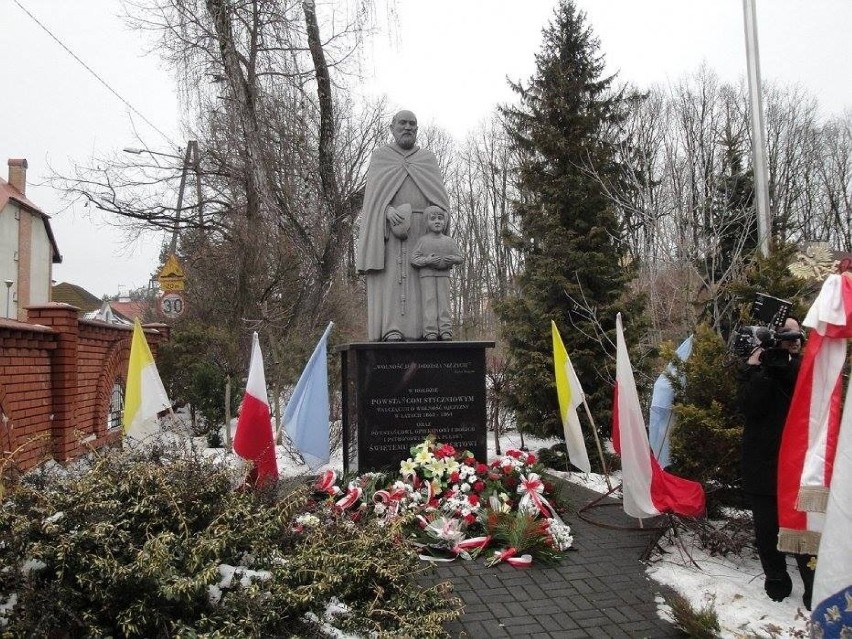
[57,0,390,394]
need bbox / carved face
[391,111,418,150]
[426,208,447,233]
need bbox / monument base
[338,341,494,474]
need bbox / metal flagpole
[579,398,614,491]
[743,0,772,257]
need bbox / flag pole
[653,411,676,465]
[743,0,771,257]
[579,398,613,491]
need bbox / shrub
[663,591,721,638]
[666,324,745,512]
[670,403,743,506]
[0,445,460,637]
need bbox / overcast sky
[3,0,850,299]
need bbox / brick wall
[0,303,168,473]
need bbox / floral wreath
[296,437,574,568]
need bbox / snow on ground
[207,427,810,638]
[489,436,811,638]
[647,542,810,638]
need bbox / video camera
[729,293,803,360]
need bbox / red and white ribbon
[452,535,491,554]
[314,469,340,495]
[335,486,362,511]
[424,478,435,504]
[492,547,533,567]
[373,486,407,514]
[518,473,557,519]
[418,554,456,563]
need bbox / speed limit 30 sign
[159,292,186,319]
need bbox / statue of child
[410,206,463,340]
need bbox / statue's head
[424,205,448,234]
[391,110,418,150]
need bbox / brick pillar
[26,303,79,462]
[143,322,170,356]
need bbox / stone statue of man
[356,110,452,342]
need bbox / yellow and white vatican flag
[123,318,171,441]
[551,320,592,473]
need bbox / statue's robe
[356,143,451,341]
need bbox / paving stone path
[420,480,683,638]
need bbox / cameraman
[738,317,814,609]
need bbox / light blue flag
[283,322,334,470]
[648,334,693,468]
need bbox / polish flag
[810,367,852,633]
[777,273,852,554]
[612,313,705,520]
[233,332,278,487]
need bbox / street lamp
[4,280,13,319]
[122,147,183,160]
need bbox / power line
[11,0,175,146]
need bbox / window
[107,379,124,430]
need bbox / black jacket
[738,353,800,495]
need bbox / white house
[0,158,62,321]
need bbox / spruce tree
[498,1,644,441]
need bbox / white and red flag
[612,313,705,520]
[778,273,852,553]
[233,332,279,487]
[810,366,852,636]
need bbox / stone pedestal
[338,341,494,473]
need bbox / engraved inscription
[355,346,488,471]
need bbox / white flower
[426,516,465,543]
[414,449,434,464]
[400,458,417,477]
[295,513,320,528]
[488,494,511,513]
[547,519,574,551]
[425,459,445,476]
[518,500,539,516]
[442,458,460,475]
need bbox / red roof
[110,300,149,323]
[0,176,62,264]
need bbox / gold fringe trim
[796,486,829,513]
[777,528,822,555]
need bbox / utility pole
[171,140,199,255]
[743,0,772,257]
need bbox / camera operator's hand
[747,347,764,366]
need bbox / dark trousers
[749,493,814,594]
